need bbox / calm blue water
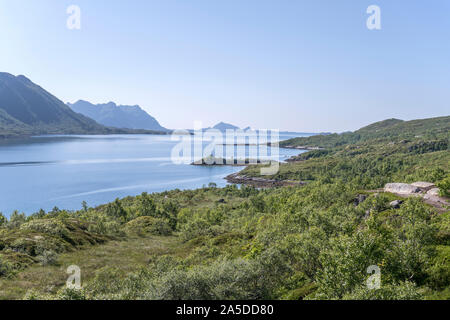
[0,134,305,216]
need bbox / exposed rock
[423,193,450,206]
[390,200,403,209]
[427,188,440,196]
[282,145,324,150]
[411,182,436,191]
[384,183,421,195]
[354,194,367,206]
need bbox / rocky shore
[191,158,263,166]
[226,172,306,188]
[280,145,324,150]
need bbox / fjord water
[0,134,304,216]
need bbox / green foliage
[137,192,157,217]
[55,288,87,300]
[20,219,69,238]
[342,282,422,300]
[437,176,450,197]
[105,199,128,222]
[314,231,385,299]
[281,116,449,149]
[426,246,450,290]
[36,250,58,266]
[8,211,26,229]
[0,256,14,277]
[0,213,6,226]
[124,216,172,236]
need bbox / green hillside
[280,116,450,149]
[243,116,449,188]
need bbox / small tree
[81,201,89,212]
[138,192,157,217]
[0,212,6,227]
[8,211,26,229]
[437,176,450,197]
[105,199,127,222]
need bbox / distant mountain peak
[212,122,240,131]
[105,101,117,107]
[16,74,32,82]
[0,72,112,138]
[68,100,168,131]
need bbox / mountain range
[0,73,117,138]
[0,73,169,139]
[68,100,168,132]
[0,72,322,139]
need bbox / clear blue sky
[0,0,448,132]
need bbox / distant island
[188,121,319,136]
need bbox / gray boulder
[411,182,436,191]
[390,200,403,209]
[384,183,421,195]
[427,188,440,196]
[354,194,367,206]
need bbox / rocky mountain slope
[68,100,168,132]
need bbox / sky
[0,0,449,132]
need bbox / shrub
[55,287,87,300]
[179,219,213,242]
[437,176,450,197]
[0,213,6,227]
[147,255,288,300]
[314,232,385,299]
[8,211,26,229]
[0,256,14,277]
[124,216,172,236]
[105,199,128,222]
[36,250,58,266]
[87,214,124,236]
[137,192,157,217]
[342,282,422,300]
[20,219,69,238]
[426,246,450,290]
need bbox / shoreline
[279,145,324,150]
[225,172,306,188]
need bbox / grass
[0,235,186,300]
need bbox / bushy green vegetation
[3,182,446,300]
[280,116,449,149]
[245,116,449,191]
